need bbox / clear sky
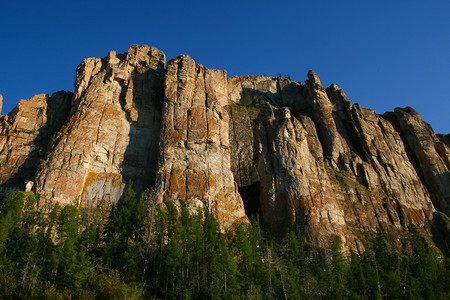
[1,0,449,133]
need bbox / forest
[0,187,449,299]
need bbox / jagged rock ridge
[1,45,449,253]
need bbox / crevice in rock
[355,163,369,188]
[239,181,261,220]
[395,199,406,228]
[342,116,368,162]
[118,81,130,120]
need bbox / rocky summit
[1,45,449,253]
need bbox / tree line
[0,186,448,299]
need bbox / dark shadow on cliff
[118,65,164,201]
[431,210,450,256]
[236,83,372,229]
[239,182,262,220]
[241,82,368,165]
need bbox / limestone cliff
[0,45,448,253]
[226,73,437,252]
[34,45,165,207]
[0,92,72,187]
[154,55,246,227]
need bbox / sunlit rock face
[0,92,72,187]
[34,45,166,207]
[1,44,449,252]
[154,54,247,228]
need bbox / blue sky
[1,0,449,133]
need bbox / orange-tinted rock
[155,55,246,228]
[34,45,165,207]
[0,92,72,187]
[1,45,448,254]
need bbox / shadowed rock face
[227,76,436,252]
[384,108,450,216]
[1,44,449,253]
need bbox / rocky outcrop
[154,55,246,227]
[230,78,435,252]
[384,108,450,216]
[252,103,350,249]
[34,45,165,207]
[0,92,72,187]
[305,71,353,169]
[1,45,449,253]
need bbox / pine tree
[50,204,90,291]
[105,181,147,278]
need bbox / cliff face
[0,92,72,187]
[34,45,165,207]
[154,55,247,227]
[1,45,449,252]
[226,73,437,252]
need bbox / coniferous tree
[106,181,146,279]
[286,230,317,298]
[0,190,449,299]
[50,204,90,291]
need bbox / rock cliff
[0,92,72,187]
[0,45,449,253]
[34,45,165,207]
[155,55,246,227]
